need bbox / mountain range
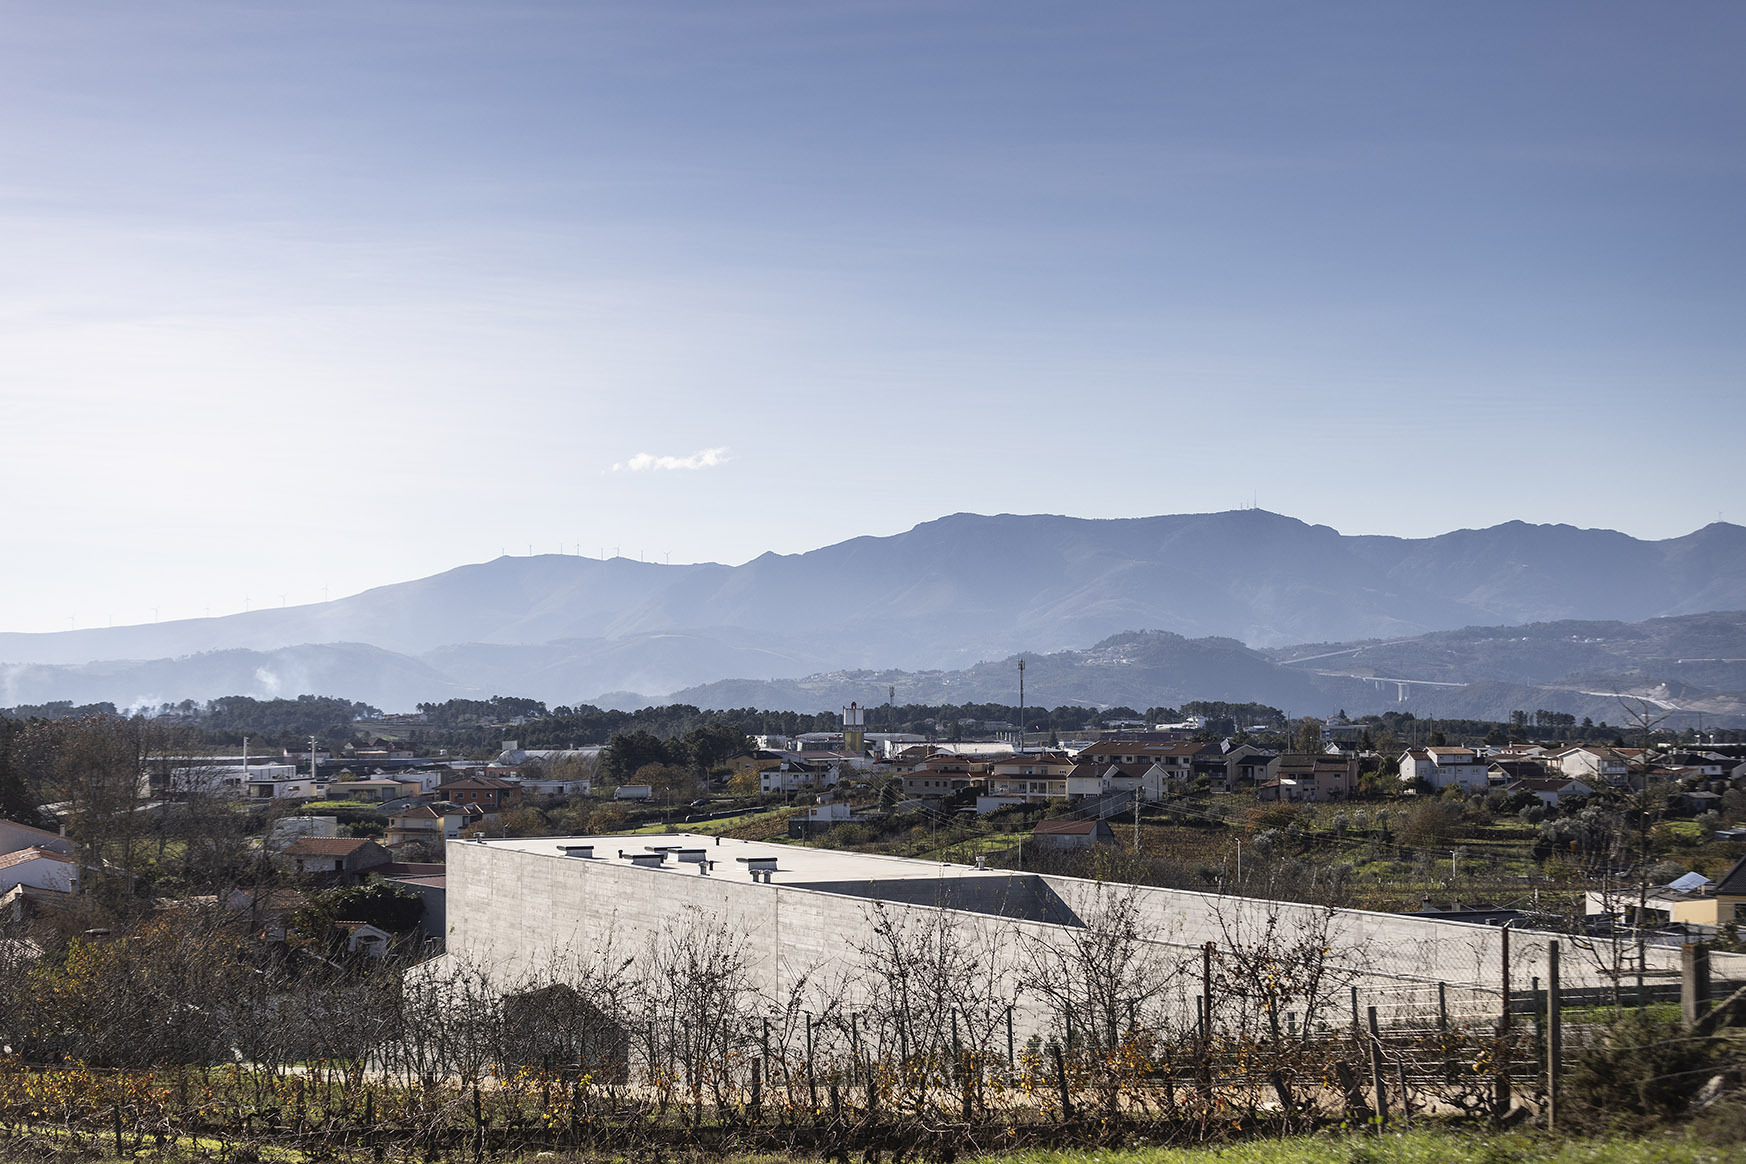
[2,509,1743,718]
[652,614,1746,727]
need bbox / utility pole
[1017,658,1026,754]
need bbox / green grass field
[976,1130,1739,1164]
[22,1129,1738,1164]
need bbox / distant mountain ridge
[638,613,1746,726]
[0,510,1742,709]
[4,616,1743,729]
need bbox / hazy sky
[2,2,1742,634]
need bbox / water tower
[843,702,866,754]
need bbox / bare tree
[852,898,1011,1113]
[141,720,255,896]
[1210,898,1355,1043]
[1207,896,1365,1118]
[631,908,758,1119]
[23,717,151,912]
[1020,881,1187,1059]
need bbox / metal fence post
[1366,1005,1388,1127]
[1547,940,1562,1132]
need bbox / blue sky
[2,2,1742,633]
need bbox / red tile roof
[1033,820,1100,836]
[1077,740,1210,758]
[0,846,77,871]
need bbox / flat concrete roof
[469,833,1011,886]
[463,833,1081,925]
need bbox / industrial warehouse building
[431,833,1730,1040]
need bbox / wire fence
[5,970,1733,1163]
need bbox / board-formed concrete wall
[433,836,1736,1045]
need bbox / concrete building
[1073,739,1214,778]
[427,834,1728,1042]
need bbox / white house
[0,847,83,894]
[1554,746,1637,784]
[1064,764,1115,801]
[1074,762,1170,803]
[1399,747,1487,792]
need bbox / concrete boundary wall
[1037,873,1704,993]
[433,837,1744,1042]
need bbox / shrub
[1562,1009,1731,1132]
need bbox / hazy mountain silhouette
[0,510,1741,710]
[629,614,1746,725]
[0,643,467,714]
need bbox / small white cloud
[611,446,731,473]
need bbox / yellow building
[1671,855,1746,927]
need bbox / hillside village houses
[862,713,1746,824]
[3,696,1743,954]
